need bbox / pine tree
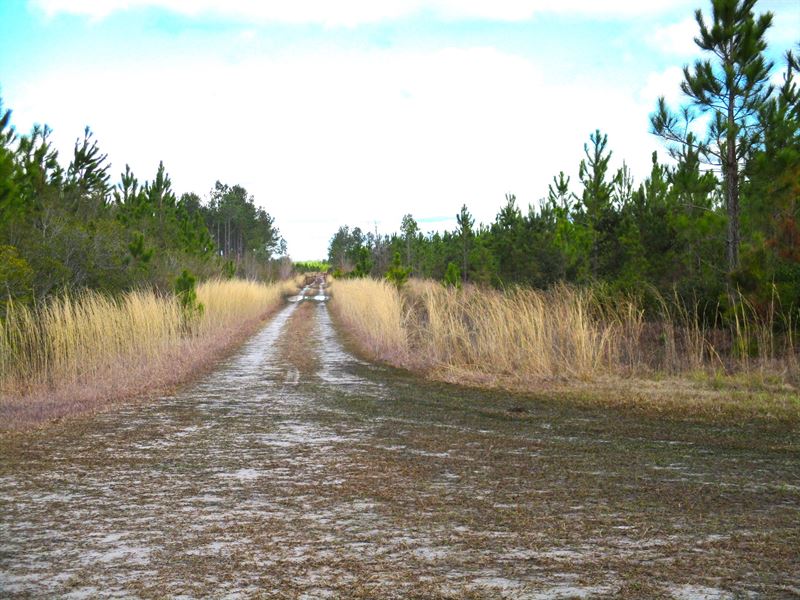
[443,262,461,288]
[651,0,774,274]
[577,130,617,278]
[743,48,800,307]
[385,251,410,288]
[456,204,474,284]
[66,127,110,218]
[0,98,19,224]
[400,213,418,271]
[491,194,524,284]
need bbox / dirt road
[1,294,798,598]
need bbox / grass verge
[329,277,800,424]
[0,278,298,431]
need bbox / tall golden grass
[329,278,407,359]
[329,277,800,385]
[1,278,293,428]
[196,278,293,336]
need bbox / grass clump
[329,277,799,420]
[328,278,407,360]
[0,278,290,429]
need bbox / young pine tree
[651,0,774,275]
[456,204,474,284]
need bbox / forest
[329,3,799,322]
[0,115,287,308]
[0,102,297,426]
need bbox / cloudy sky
[1,1,797,259]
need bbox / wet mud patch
[1,303,798,598]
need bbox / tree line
[328,0,799,316]
[0,112,286,308]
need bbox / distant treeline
[329,1,799,316]
[0,108,287,307]
[293,260,330,273]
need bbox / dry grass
[328,278,407,360]
[0,278,294,429]
[329,277,800,421]
[195,278,291,335]
[403,280,628,379]
[2,280,797,596]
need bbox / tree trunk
[726,90,740,274]
[726,154,740,273]
[462,240,468,284]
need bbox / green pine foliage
[0,100,286,306]
[294,260,330,273]
[652,0,775,276]
[174,268,204,319]
[443,262,461,289]
[0,245,34,310]
[326,1,799,324]
[385,252,411,289]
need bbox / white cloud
[649,17,700,57]
[32,0,696,25]
[761,0,800,48]
[16,0,796,261]
[10,44,664,260]
[640,66,685,107]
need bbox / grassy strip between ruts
[0,277,300,432]
[328,277,800,425]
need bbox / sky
[1,0,798,260]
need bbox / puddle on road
[1,300,798,598]
[288,280,329,304]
